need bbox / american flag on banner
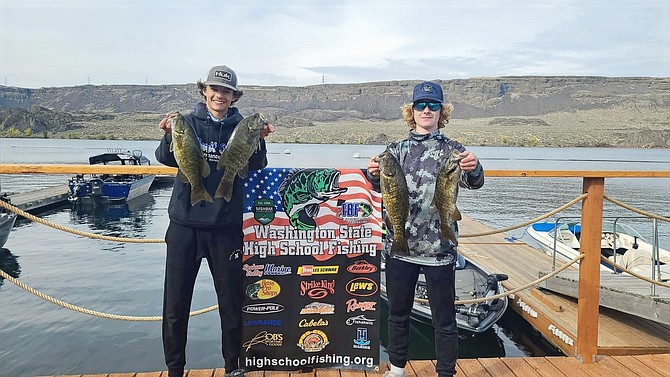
[242,167,383,262]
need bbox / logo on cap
[214,70,232,82]
[422,84,434,93]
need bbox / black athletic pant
[162,222,244,376]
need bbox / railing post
[576,177,604,362]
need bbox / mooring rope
[0,268,217,321]
[603,194,670,223]
[382,254,584,306]
[0,199,164,243]
[460,193,588,238]
[600,255,670,289]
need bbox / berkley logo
[347,260,377,274]
[214,70,232,81]
[300,279,336,300]
[254,198,275,225]
[346,277,378,297]
[246,279,281,300]
[297,265,340,276]
[242,303,284,314]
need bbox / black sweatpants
[162,222,244,376]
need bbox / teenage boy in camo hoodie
[155,65,274,377]
[367,81,484,377]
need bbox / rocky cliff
[1,76,669,147]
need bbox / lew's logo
[246,279,281,300]
[242,303,284,314]
[347,260,377,274]
[214,70,232,81]
[346,277,378,297]
[254,198,276,225]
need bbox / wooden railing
[1,164,669,363]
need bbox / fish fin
[217,150,228,171]
[201,158,211,177]
[290,212,317,230]
[453,206,462,221]
[238,163,249,179]
[428,194,439,214]
[390,237,410,257]
[441,223,459,246]
[214,174,234,201]
[190,186,214,206]
[177,170,189,183]
[305,203,321,218]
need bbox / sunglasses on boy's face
[413,102,442,111]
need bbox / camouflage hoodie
[370,130,484,266]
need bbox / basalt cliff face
[1,76,669,147]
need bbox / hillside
[1,76,669,147]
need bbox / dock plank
[457,215,670,356]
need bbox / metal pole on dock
[577,177,604,362]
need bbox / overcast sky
[1,0,668,88]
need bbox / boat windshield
[603,221,645,240]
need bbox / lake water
[1,138,669,377]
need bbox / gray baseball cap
[203,65,238,91]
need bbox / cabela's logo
[253,198,276,225]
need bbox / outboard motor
[486,274,509,292]
[88,178,104,197]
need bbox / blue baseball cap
[412,81,443,103]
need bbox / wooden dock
[458,215,670,357]
[539,270,670,325]
[8,184,70,212]
[35,355,670,377]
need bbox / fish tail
[215,174,234,201]
[190,185,213,206]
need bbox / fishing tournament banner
[241,167,383,371]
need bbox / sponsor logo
[353,327,371,349]
[346,277,378,297]
[254,198,275,225]
[243,263,265,277]
[297,265,340,276]
[214,70,232,82]
[243,331,283,351]
[339,201,373,222]
[300,279,336,299]
[243,319,282,326]
[346,298,377,313]
[345,314,376,326]
[245,279,281,300]
[347,259,377,274]
[300,302,335,315]
[264,264,292,276]
[297,330,330,352]
[242,303,285,314]
[298,318,329,328]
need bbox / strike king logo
[339,200,373,223]
[297,330,330,352]
[253,198,276,225]
[243,331,283,351]
[300,279,336,299]
[347,259,377,274]
[246,279,281,300]
[346,277,378,297]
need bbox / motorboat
[380,254,509,333]
[0,211,17,248]
[68,150,155,207]
[527,220,670,280]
